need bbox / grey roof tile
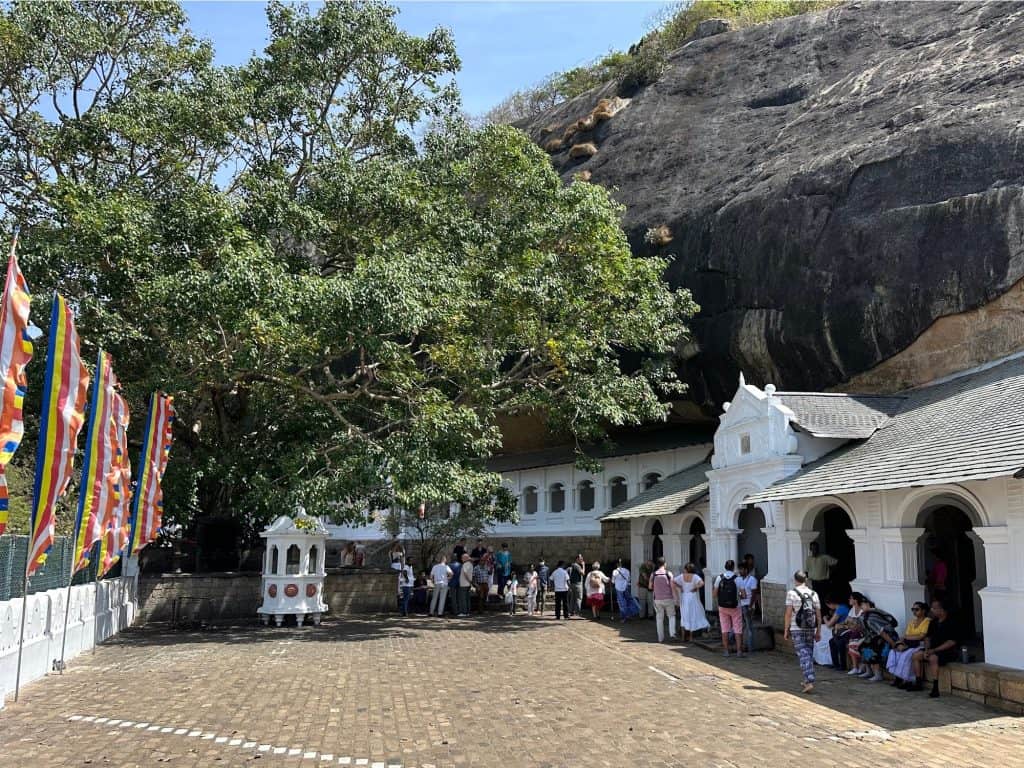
[749,356,1024,503]
[601,461,712,521]
[774,392,905,439]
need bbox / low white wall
[0,576,137,707]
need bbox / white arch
[791,495,860,532]
[895,483,990,528]
[723,483,764,529]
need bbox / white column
[973,525,1023,668]
[630,521,646,592]
[867,527,926,631]
[708,528,740,575]
[761,525,787,585]
[678,534,693,569]
[785,529,818,578]
[700,533,713,607]
[663,529,684,574]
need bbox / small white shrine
[257,512,328,626]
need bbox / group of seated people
[820,592,961,698]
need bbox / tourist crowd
[387,539,964,699]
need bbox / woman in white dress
[674,562,710,641]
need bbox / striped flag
[128,392,175,556]
[71,350,118,573]
[98,388,131,576]
[28,294,90,577]
[0,237,37,535]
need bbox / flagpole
[56,572,74,674]
[14,543,30,701]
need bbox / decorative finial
[765,384,776,397]
[738,372,746,387]
[722,401,730,412]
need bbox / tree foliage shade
[0,1,695,546]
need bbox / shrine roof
[600,461,711,521]
[774,392,906,439]
[748,355,1024,503]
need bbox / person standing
[452,538,466,563]
[398,559,415,616]
[713,560,744,657]
[525,564,539,616]
[430,555,453,617]
[537,559,550,614]
[505,572,519,615]
[390,542,406,571]
[742,553,761,614]
[674,563,709,641]
[495,543,513,597]
[473,555,491,612]
[457,553,474,617]
[569,554,586,617]
[737,562,759,652]
[804,541,837,599]
[585,562,610,619]
[551,560,571,620]
[649,557,677,642]
[470,538,486,563]
[784,570,822,694]
[611,559,637,622]
[638,559,655,619]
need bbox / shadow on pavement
[609,617,1008,734]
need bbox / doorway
[736,506,767,580]
[811,506,856,599]
[651,520,664,562]
[918,504,981,639]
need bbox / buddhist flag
[71,350,118,573]
[27,294,89,577]
[128,392,175,555]
[98,388,131,576]
[0,236,38,535]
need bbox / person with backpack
[784,570,822,694]
[713,560,744,657]
[648,557,677,642]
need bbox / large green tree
[0,1,696,549]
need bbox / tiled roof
[774,392,906,439]
[600,461,711,521]
[487,425,715,473]
[748,355,1024,503]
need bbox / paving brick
[1,615,1022,768]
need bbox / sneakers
[869,673,883,682]
[847,668,862,676]
[722,650,730,657]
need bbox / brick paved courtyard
[2,614,1023,768]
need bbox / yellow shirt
[904,616,930,641]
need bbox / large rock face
[521,1,1024,407]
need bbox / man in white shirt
[429,556,453,617]
[611,559,634,622]
[550,560,571,620]
[737,562,758,652]
[784,570,822,694]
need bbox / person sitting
[886,601,930,688]
[816,595,850,667]
[838,593,867,674]
[857,601,899,682]
[910,598,961,697]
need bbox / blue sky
[182,2,665,116]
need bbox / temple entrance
[918,503,981,639]
[736,506,767,580]
[811,506,856,599]
[650,520,664,562]
[688,516,707,606]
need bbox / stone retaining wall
[939,662,1024,714]
[137,569,402,623]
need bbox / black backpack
[717,574,738,608]
[795,588,818,629]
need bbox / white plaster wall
[0,576,137,707]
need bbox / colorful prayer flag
[128,392,175,556]
[28,294,89,577]
[98,388,131,576]
[0,237,37,534]
[71,350,118,573]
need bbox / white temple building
[603,353,1024,671]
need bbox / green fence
[0,535,102,601]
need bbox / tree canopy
[0,1,695,546]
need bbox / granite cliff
[520,1,1024,407]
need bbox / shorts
[718,606,743,635]
[933,648,958,666]
[587,594,605,607]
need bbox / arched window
[610,476,628,508]
[550,483,565,513]
[577,480,595,511]
[286,544,301,575]
[270,545,279,574]
[643,472,662,490]
[308,545,319,574]
[522,486,538,515]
